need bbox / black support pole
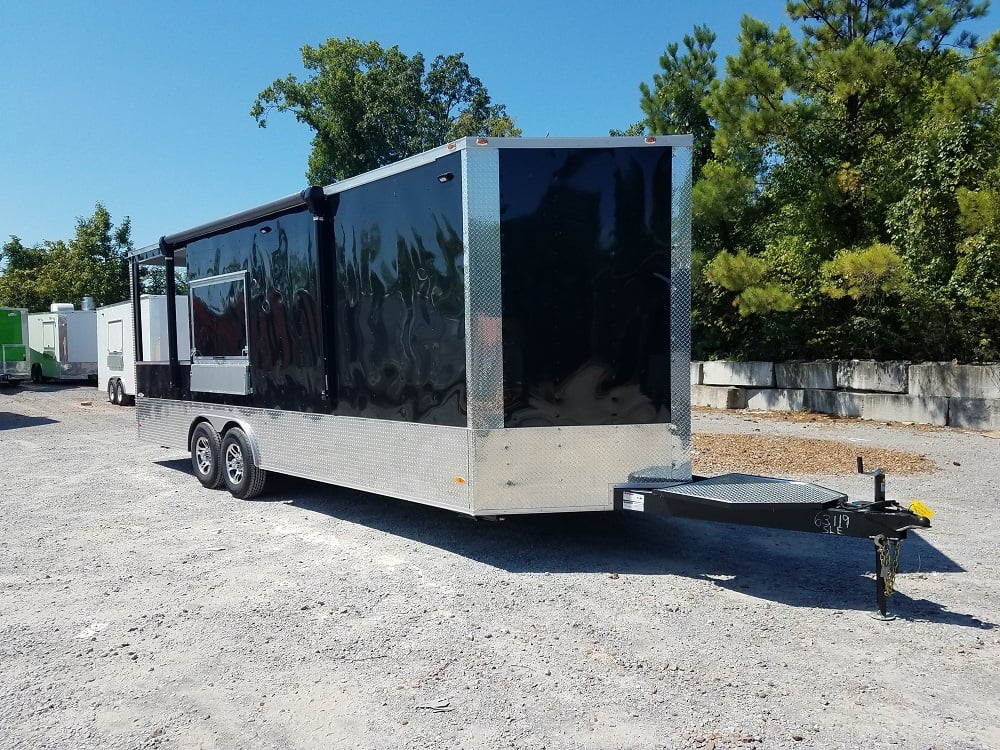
[129,258,143,362]
[160,237,179,392]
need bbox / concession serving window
[189,270,251,395]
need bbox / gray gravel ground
[1,384,998,750]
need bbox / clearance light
[476,138,489,145]
[447,143,457,150]
[454,476,466,484]
[645,137,657,144]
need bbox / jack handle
[857,456,891,509]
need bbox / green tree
[0,204,132,311]
[0,236,45,273]
[141,266,189,296]
[638,25,718,176]
[636,1,999,360]
[251,38,521,184]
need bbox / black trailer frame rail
[613,471,931,619]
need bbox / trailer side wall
[181,208,327,412]
[330,150,466,426]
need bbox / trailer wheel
[190,422,224,489]
[31,364,43,384]
[115,380,127,407]
[220,427,267,499]
[108,379,119,405]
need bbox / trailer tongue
[615,467,932,619]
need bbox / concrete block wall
[702,360,775,387]
[691,360,1000,430]
[775,361,836,390]
[836,360,908,393]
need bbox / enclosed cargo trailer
[97,296,190,405]
[132,136,693,513]
[130,136,930,617]
[0,307,30,385]
[28,304,98,383]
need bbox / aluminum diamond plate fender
[197,415,263,466]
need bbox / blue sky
[0,1,995,251]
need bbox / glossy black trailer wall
[498,147,673,427]
[330,152,466,426]
[182,208,329,412]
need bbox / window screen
[190,273,248,359]
[42,321,56,350]
[108,320,124,354]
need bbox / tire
[115,380,127,407]
[220,427,267,499]
[31,364,43,384]
[190,422,224,489]
[108,379,120,405]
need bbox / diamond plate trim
[670,144,693,478]
[462,147,503,432]
[665,474,846,506]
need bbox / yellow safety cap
[909,500,935,520]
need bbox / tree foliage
[634,0,1000,361]
[0,204,132,312]
[638,25,718,176]
[252,38,521,184]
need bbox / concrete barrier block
[691,385,747,410]
[836,360,909,393]
[803,389,864,417]
[909,363,1000,400]
[948,398,1000,430]
[702,361,775,387]
[860,394,948,426]
[775,361,836,390]
[746,388,806,412]
[691,361,703,386]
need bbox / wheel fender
[220,419,263,467]
[188,416,263,467]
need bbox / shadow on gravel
[5,382,98,394]
[152,463,982,624]
[0,411,59,430]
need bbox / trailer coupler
[614,472,932,619]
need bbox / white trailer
[97,295,190,405]
[28,303,98,383]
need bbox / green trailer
[1,307,30,384]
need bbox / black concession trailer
[129,136,930,617]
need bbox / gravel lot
[1,384,998,750]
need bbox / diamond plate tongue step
[660,473,847,509]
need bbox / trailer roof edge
[131,135,695,258]
[129,190,313,262]
[323,135,693,195]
